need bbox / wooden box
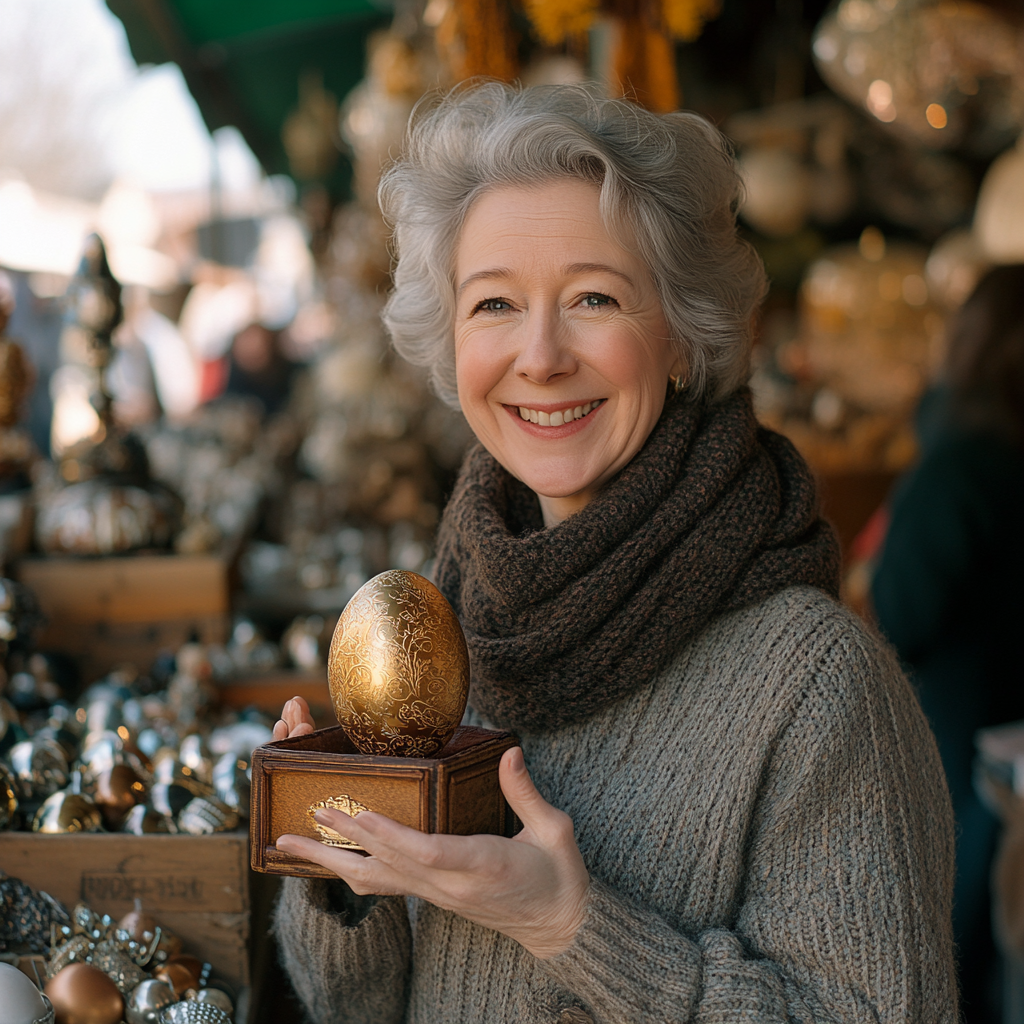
[16,552,230,678]
[250,725,517,878]
[0,831,250,990]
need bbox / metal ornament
[307,794,368,850]
[0,873,69,953]
[327,570,470,757]
[188,988,233,1017]
[0,761,18,829]
[9,738,69,801]
[176,796,239,836]
[122,803,174,835]
[161,1001,231,1024]
[126,978,176,1024]
[91,939,146,994]
[0,961,54,1024]
[32,789,102,834]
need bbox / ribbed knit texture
[274,587,957,1023]
[434,389,841,732]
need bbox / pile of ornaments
[0,886,236,1023]
[0,661,271,837]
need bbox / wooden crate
[219,668,332,726]
[0,831,250,990]
[16,553,230,679]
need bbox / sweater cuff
[537,879,702,1018]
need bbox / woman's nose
[514,312,576,384]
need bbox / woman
[872,265,1024,1023]
[272,84,957,1023]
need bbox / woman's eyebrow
[458,268,513,295]
[458,262,634,295]
[563,262,635,287]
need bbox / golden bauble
[155,960,198,998]
[117,901,157,942]
[328,570,470,757]
[32,791,102,834]
[45,963,124,1024]
[94,764,146,828]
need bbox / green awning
[106,0,393,195]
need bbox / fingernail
[315,809,343,825]
[291,695,301,701]
[509,746,524,772]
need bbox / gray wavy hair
[379,82,766,409]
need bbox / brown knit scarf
[434,388,841,733]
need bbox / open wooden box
[250,725,518,877]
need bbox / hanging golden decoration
[522,0,600,47]
[662,0,721,42]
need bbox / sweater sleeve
[538,626,957,1023]
[273,877,412,1024]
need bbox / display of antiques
[0,876,237,1023]
[251,569,517,877]
[35,237,182,556]
[0,584,273,837]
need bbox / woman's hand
[272,696,315,740]
[275,746,590,960]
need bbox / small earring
[669,373,687,395]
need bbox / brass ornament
[122,803,174,835]
[327,570,470,757]
[154,962,199,999]
[307,794,369,850]
[44,963,124,1024]
[93,764,147,829]
[32,790,102,835]
[0,760,18,829]
[10,738,69,801]
[46,933,94,977]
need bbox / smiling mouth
[511,399,605,427]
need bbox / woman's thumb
[499,747,553,831]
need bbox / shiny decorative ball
[328,570,470,757]
[154,962,197,999]
[188,989,232,1017]
[0,961,53,1024]
[44,963,123,1024]
[9,739,69,801]
[125,978,175,1024]
[93,765,146,829]
[116,901,157,943]
[160,1001,230,1024]
[90,940,145,995]
[31,791,102,835]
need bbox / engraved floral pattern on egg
[327,570,470,757]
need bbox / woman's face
[454,180,681,525]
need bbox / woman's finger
[275,833,409,896]
[311,808,481,874]
[272,718,288,741]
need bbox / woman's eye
[472,298,512,313]
[581,293,614,308]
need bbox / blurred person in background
[872,264,1024,1024]
[222,320,299,418]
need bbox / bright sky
[0,0,262,197]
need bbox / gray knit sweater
[274,586,957,1023]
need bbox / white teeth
[517,399,602,426]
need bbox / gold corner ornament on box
[250,570,518,877]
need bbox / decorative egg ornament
[328,570,470,757]
[44,963,123,1024]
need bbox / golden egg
[117,900,157,941]
[94,764,146,829]
[328,570,470,758]
[45,962,124,1024]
